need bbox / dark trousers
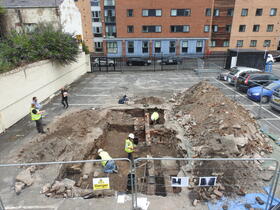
[61,97,68,108]
[35,118,44,133]
[128,152,134,162]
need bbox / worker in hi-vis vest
[125,133,135,161]
[30,103,45,134]
[151,111,159,125]
[98,149,118,173]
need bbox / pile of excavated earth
[12,81,273,206]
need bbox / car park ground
[1,64,280,209]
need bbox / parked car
[236,72,279,92]
[127,58,152,66]
[273,55,280,62]
[93,58,115,67]
[227,66,261,85]
[159,57,183,65]
[270,88,280,112]
[247,81,280,103]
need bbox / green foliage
[82,41,89,54]
[0,24,79,73]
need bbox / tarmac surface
[1,62,280,209]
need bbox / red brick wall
[115,0,212,38]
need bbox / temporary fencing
[133,157,279,210]
[0,158,133,210]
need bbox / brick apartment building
[85,0,280,56]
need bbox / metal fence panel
[134,158,279,210]
[0,159,134,210]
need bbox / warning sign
[93,177,110,190]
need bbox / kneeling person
[98,149,118,173]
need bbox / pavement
[1,63,280,209]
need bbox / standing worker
[125,133,135,161]
[61,87,69,109]
[98,149,118,173]
[151,109,159,125]
[32,97,42,110]
[30,103,45,134]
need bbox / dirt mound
[16,109,109,163]
[172,81,272,198]
[134,96,164,105]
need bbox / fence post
[0,196,5,210]
[257,86,264,119]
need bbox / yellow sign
[75,34,82,40]
[93,177,110,190]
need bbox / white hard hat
[128,133,135,139]
[98,149,103,153]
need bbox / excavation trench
[49,108,185,197]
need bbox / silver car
[227,66,261,85]
[270,88,280,112]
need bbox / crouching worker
[98,149,118,173]
[118,95,128,104]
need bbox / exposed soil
[134,96,165,105]
[14,81,273,202]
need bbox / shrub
[0,24,80,73]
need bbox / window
[250,40,257,47]
[214,9,220,16]
[93,26,102,34]
[256,8,263,16]
[182,41,188,52]
[142,25,161,33]
[225,24,232,32]
[142,9,162,17]
[127,41,134,53]
[196,40,203,52]
[267,24,274,32]
[104,0,115,6]
[239,25,246,32]
[241,8,248,16]
[154,41,161,53]
[205,8,211,16]
[170,25,190,32]
[212,25,218,32]
[94,42,103,52]
[171,9,191,16]
[264,40,271,47]
[236,40,243,47]
[105,25,116,37]
[227,8,234,16]
[270,8,277,16]
[92,11,101,22]
[104,9,115,23]
[127,9,133,17]
[253,24,260,32]
[91,0,100,6]
[107,42,117,54]
[127,25,134,33]
[169,41,176,53]
[142,41,149,53]
[223,40,229,47]
[210,40,216,47]
[204,25,210,32]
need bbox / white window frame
[107,42,118,54]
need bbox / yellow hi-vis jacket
[30,108,41,121]
[99,151,112,166]
[151,112,159,121]
[125,139,134,153]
